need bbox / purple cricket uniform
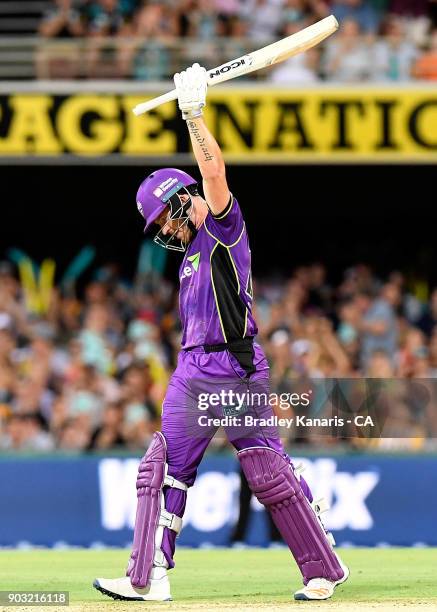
[160,195,285,567]
[124,172,345,594]
[179,195,256,350]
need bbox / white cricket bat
[132,15,338,116]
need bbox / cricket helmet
[136,168,199,252]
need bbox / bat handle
[133,89,178,115]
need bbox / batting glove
[174,63,208,121]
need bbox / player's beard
[178,222,194,245]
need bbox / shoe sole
[294,564,350,601]
[93,579,172,602]
[295,592,331,601]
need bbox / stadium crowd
[34,0,437,80]
[0,257,437,453]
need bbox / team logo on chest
[180,251,201,281]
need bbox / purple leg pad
[126,432,166,588]
[238,446,344,585]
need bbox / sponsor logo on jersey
[180,251,201,281]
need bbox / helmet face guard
[154,183,199,252]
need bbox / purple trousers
[159,343,304,568]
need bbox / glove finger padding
[191,64,207,102]
[174,63,207,120]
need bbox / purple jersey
[179,195,257,349]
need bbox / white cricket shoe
[294,557,350,601]
[93,567,172,601]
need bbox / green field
[1,548,436,612]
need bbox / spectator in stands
[330,0,380,34]
[292,316,351,376]
[36,0,85,79]
[215,0,240,18]
[269,329,296,387]
[244,0,282,41]
[79,304,114,373]
[410,345,433,377]
[269,36,321,82]
[365,348,395,376]
[29,0,437,82]
[389,0,431,46]
[177,0,217,38]
[36,0,86,79]
[86,0,135,78]
[121,400,154,450]
[1,414,54,451]
[39,0,85,38]
[357,283,400,367]
[398,326,426,376]
[2,255,437,452]
[87,0,133,36]
[11,376,52,421]
[337,299,361,370]
[274,0,330,27]
[337,264,378,301]
[281,0,308,26]
[371,16,418,80]
[306,263,333,313]
[323,18,373,81]
[88,401,124,449]
[57,417,92,450]
[129,0,179,80]
[412,28,437,80]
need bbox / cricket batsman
[93,63,349,602]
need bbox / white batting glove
[173,63,207,121]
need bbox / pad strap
[164,473,188,491]
[159,509,183,533]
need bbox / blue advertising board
[0,454,435,547]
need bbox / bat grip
[133,89,178,115]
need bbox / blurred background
[0,0,437,550]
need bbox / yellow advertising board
[0,87,436,162]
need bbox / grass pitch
[0,548,436,612]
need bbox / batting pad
[238,446,344,584]
[126,432,187,588]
